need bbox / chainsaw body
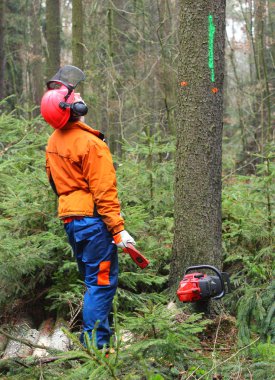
[177,265,230,303]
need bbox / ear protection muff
[59,101,88,116]
[71,101,88,116]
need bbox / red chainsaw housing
[176,272,206,302]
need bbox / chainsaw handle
[185,265,222,275]
[185,265,226,299]
[123,243,150,269]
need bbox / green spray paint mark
[208,14,216,83]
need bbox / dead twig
[197,337,260,380]
[196,347,231,352]
[184,366,201,380]
[14,358,30,368]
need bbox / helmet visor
[47,65,85,90]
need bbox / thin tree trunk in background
[45,0,61,79]
[72,0,84,95]
[5,0,27,105]
[268,0,275,65]
[156,0,176,137]
[237,0,260,172]
[226,33,247,161]
[106,5,116,154]
[106,0,123,157]
[255,0,265,156]
[238,0,272,168]
[169,0,226,289]
[255,0,272,151]
[267,0,275,145]
[30,0,44,114]
[133,0,142,111]
[0,0,5,101]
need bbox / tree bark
[72,0,84,95]
[45,0,61,79]
[169,0,226,289]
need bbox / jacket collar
[62,121,105,141]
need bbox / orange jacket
[45,121,124,235]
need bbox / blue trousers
[64,217,118,349]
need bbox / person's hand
[113,230,136,248]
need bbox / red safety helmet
[41,65,87,129]
[40,85,75,129]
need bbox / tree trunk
[106,1,123,157]
[0,0,5,101]
[72,0,84,95]
[169,0,226,289]
[156,0,176,137]
[30,0,44,115]
[254,0,272,153]
[237,0,261,173]
[45,0,61,79]
[106,5,116,154]
[4,0,26,107]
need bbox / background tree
[169,0,226,288]
[72,0,84,94]
[226,0,274,174]
[254,0,272,154]
[0,0,5,101]
[4,0,27,108]
[106,0,121,155]
[45,0,61,80]
[29,0,44,114]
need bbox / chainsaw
[177,265,231,303]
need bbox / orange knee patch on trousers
[97,261,111,285]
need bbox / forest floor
[0,312,262,380]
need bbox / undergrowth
[0,108,274,378]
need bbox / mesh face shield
[47,65,85,90]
